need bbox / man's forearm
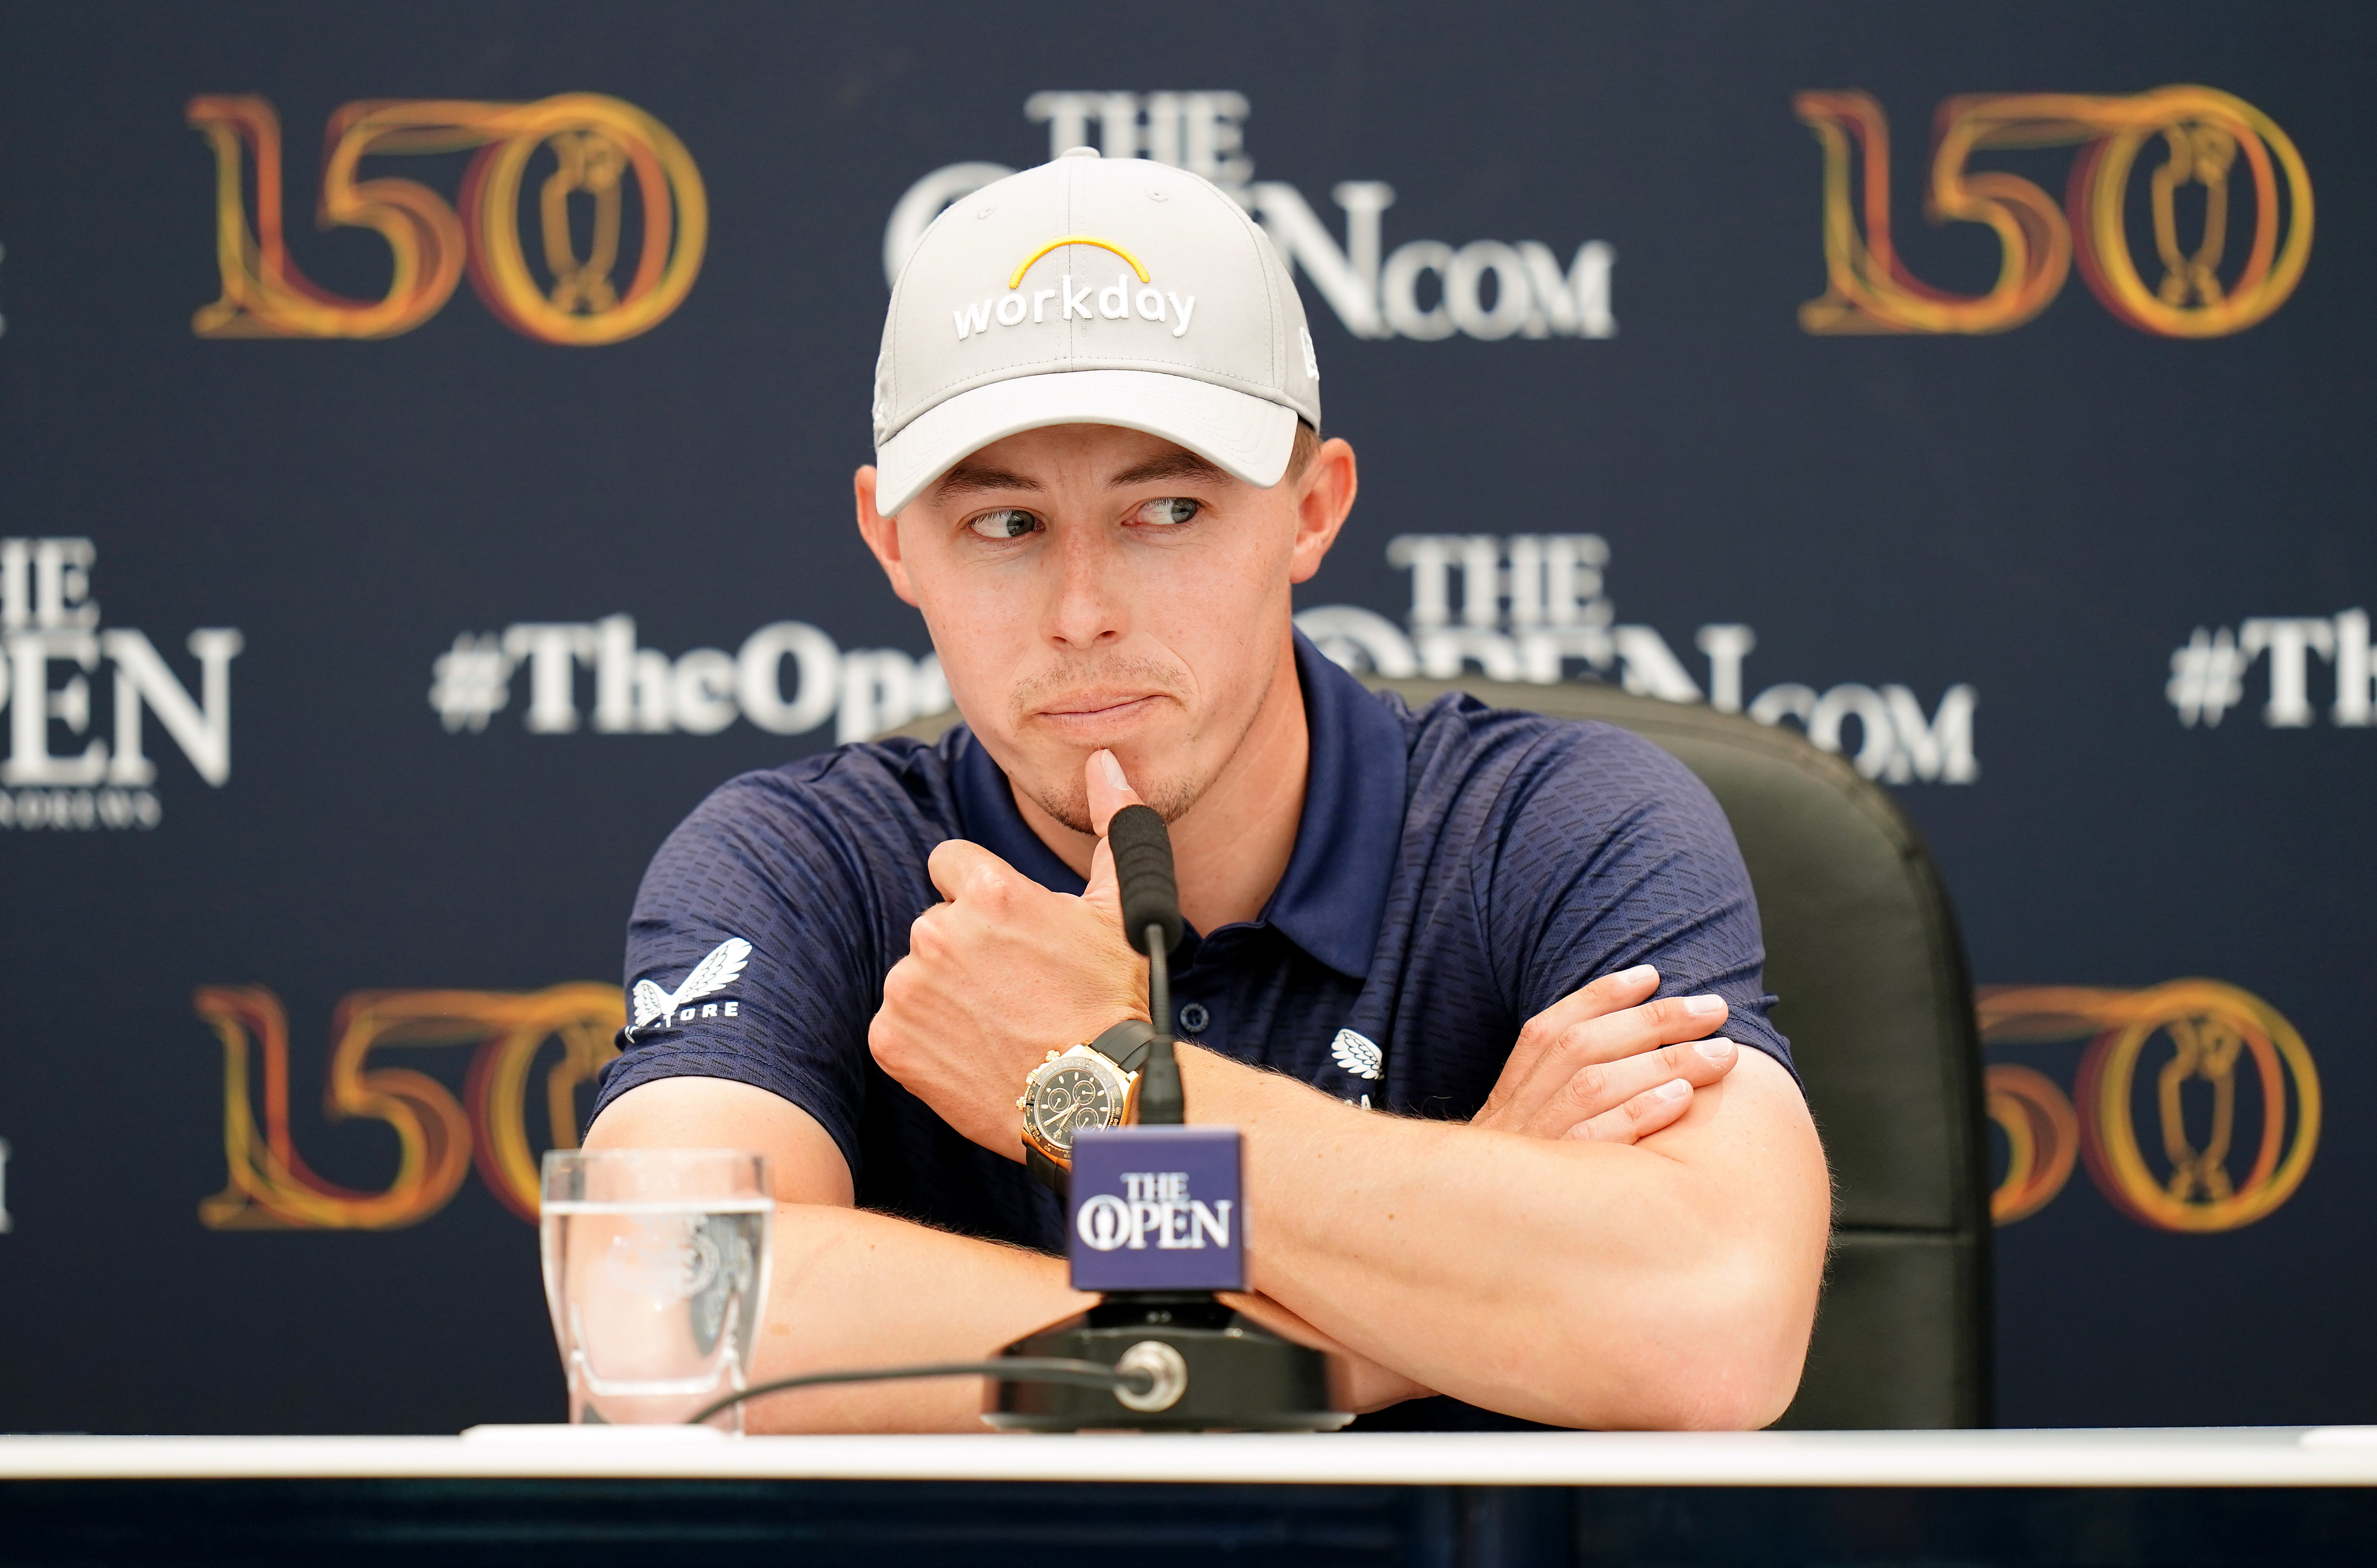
[744,1205,1429,1429]
[741,1203,1091,1433]
[584,1075,1429,1430]
[1179,1044,1828,1429]
[583,1079,1086,1433]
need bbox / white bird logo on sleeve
[631,937,753,1034]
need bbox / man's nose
[1042,524,1126,649]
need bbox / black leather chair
[1373,677,1991,1429]
[887,677,1992,1429]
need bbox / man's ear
[1286,437,1358,585]
[853,465,921,607]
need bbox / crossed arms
[589,780,1830,1430]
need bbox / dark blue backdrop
[0,0,2364,1433]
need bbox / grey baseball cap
[871,148,1322,517]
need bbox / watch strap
[1024,1140,1069,1201]
[1091,1017,1162,1075]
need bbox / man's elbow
[1534,1248,1823,1431]
[1537,1327,1806,1431]
[1615,1065,1828,1429]
[1658,1330,1811,1430]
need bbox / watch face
[1027,1062,1118,1153]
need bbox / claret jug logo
[951,235,1197,341]
[1980,980,2318,1232]
[1799,85,2311,337]
[1,537,242,831]
[189,92,705,343]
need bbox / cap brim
[874,370,1299,517]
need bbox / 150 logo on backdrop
[196,983,622,1228]
[429,616,946,745]
[193,973,2316,1237]
[0,537,241,830]
[1981,981,2317,1232]
[188,92,705,343]
[1798,85,2312,337]
[888,90,1615,344]
[1296,533,1979,786]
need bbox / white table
[0,1424,2371,1486]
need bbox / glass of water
[540,1148,774,1429]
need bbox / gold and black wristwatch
[1017,1018,1162,1190]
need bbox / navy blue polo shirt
[596,632,1793,1429]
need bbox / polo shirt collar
[950,630,1408,978]
[1260,631,1408,975]
[952,724,1086,896]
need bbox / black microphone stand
[985,808,1346,1432]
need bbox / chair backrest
[1374,677,1991,1429]
[884,677,1994,1428]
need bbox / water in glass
[540,1148,772,1428]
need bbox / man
[587,148,1829,1431]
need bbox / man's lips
[1031,692,1168,724]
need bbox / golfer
[588,148,1828,1431]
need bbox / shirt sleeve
[1478,720,1799,1089]
[590,761,910,1180]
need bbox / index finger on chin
[1085,748,1147,837]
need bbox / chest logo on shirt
[1331,1029,1383,1081]
[630,937,752,1036]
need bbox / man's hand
[868,752,1149,1155]
[1472,965,1742,1143]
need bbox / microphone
[1107,803,1184,958]
[987,795,1344,1431]
[1105,803,1183,1125]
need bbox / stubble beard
[1026,762,1205,836]
[1008,651,1276,836]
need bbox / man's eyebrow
[1107,450,1229,488]
[934,462,1045,499]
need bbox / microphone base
[984,1292,1350,1433]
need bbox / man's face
[858,423,1342,834]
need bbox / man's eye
[1129,497,1200,527]
[967,509,1041,540]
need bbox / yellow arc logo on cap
[1008,235,1150,290]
